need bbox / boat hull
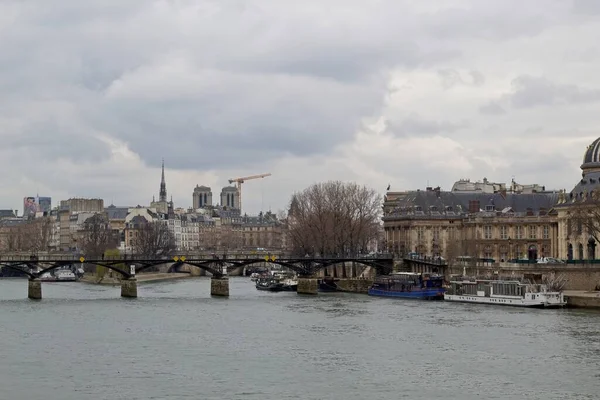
[444,294,566,308]
[256,284,297,292]
[368,288,445,300]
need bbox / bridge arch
[148,260,224,277]
[0,263,36,279]
[37,262,132,279]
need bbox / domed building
[555,137,600,261]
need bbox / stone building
[383,184,559,261]
[555,136,600,261]
[193,185,212,209]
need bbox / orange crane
[228,173,272,213]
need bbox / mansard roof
[384,189,558,219]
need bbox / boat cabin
[372,272,444,292]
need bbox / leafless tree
[199,224,218,250]
[220,224,243,251]
[79,214,118,258]
[569,190,600,243]
[1,217,53,253]
[131,221,176,258]
[287,181,382,257]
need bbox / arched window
[568,243,573,260]
[578,243,584,260]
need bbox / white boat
[250,272,260,282]
[39,272,55,282]
[444,278,566,308]
[54,270,77,282]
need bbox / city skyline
[2,1,600,214]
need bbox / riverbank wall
[335,278,373,294]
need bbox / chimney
[468,200,480,213]
[434,186,441,197]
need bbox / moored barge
[444,278,566,308]
[368,272,445,300]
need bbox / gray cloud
[479,102,506,115]
[438,69,485,89]
[387,114,469,137]
[0,0,599,213]
[572,0,600,15]
[508,75,600,108]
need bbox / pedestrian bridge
[0,254,394,300]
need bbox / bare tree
[287,181,382,257]
[220,224,243,251]
[131,221,176,258]
[569,190,600,244]
[79,214,118,258]
[1,217,53,253]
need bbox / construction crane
[228,173,272,213]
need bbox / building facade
[555,136,600,261]
[383,184,559,262]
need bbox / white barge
[444,278,566,308]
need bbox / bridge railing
[0,252,394,263]
[403,254,447,266]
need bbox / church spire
[159,159,167,202]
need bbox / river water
[0,277,599,400]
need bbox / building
[124,207,160,251]
[59,198,104,213]
[193,185,213,209]
[452,178,547,194]
[220,186,240,210]
[383,183,559,262]
[57,198,105,251]
[555,136,600,260]
[106,205,129,249]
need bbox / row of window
[409,226,550,241]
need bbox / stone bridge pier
[297,276,318,295]
[211,277,229,296]
[28,278,42,300]
[121,278,138,298]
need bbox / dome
[582,137,600,171]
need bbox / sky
[2,0,600,216]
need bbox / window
[543,225,550,239]
[500,226,508,240]
[417,227,424,241]
[516,226,523,239]
[528,226,537,239]
[433,227,441,241]
[484,225,493,239]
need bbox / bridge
[0,254,394,300]
[402,255,448,275]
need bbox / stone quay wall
[447,263,600,291]
[336,278,374,294]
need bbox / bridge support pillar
[211,277,229,297]
[28,278,42,300]
[297,277,318,295]
[121,278,138,298]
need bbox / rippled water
[0,277,599,400]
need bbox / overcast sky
[2,0,600,215]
